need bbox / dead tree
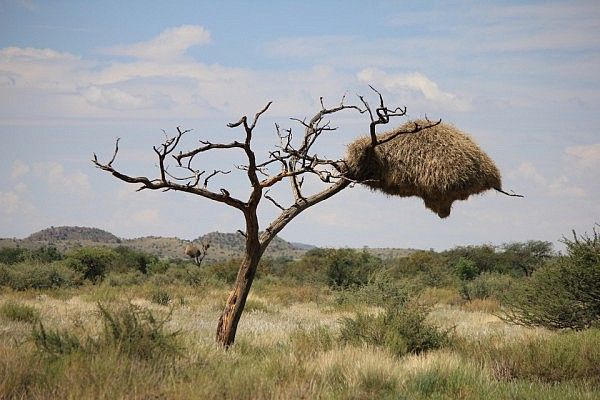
[92,89,440,347]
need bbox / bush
[98,303,180,360]
[114,246,157,274]
[33,303,181,360]
[456,329,600,385]
[0,262,79,290]
[150,288,172,306]
[0,247,28,264]
[27,245,63,263]
[325,249,382,289]
[63,247,118,282]
[500,240,553,276]
[104,270,146,286]
[454,257,478,281]
[203,259,240,283]
[340,301,451,357]
[459,272,515,301]
[32,323,86,356]
[502,228,600,330]
[0,301,40,323]
[392,251,452,288]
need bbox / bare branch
[204,169,231,188]
[264,190,286,211]
[375,119,442,147]
[249,101,273,131]
[495,188,525,198]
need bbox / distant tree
[500,240,553,276]
[503,228,600,330]
[325,249,382,289]
[64,247,117,282]
[454,257,478,281]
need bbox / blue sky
[0,0,598,250]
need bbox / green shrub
[27,245,63,263]
[502,228,600,330]
[114,246,157,274]
[150,288,172,306]
[340,301,451,357]
[325,249,382,289]
[456,329,600,385]
[0,301,40,323]
[289,326,334,357]
[392,250,452,288]
[337,270,415,308]
[0,247,28,264]
[454,257,478,281]
[0,262,79,290]
[98,303,181,360]
[104,270,146,286]
[500,240,554,276]
[32,322,86,356]
[63,247,118,282]
[203,259,240,283]
[459,272,515,301]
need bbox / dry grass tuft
[345,120,501,217]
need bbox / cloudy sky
[0,0,598,250]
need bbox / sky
[0,0,599,251]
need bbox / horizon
[1,1,599,251]
[2,224,567,253]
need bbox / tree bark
[215,247,262,347]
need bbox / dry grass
[1,282,599,399]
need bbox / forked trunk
[215,244,262,347]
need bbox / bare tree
[92,90,440,347]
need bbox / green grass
[0,301,40,323]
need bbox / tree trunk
[215,241,262,347]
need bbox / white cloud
[33,162,91,196]
[103,25,211,61]
[132,209,160,225]
[357,68,470,111]
[566,143,600,168]
[0,191,20,214]
[10,160,30,179]
[547,176,587,198]
[511,162,587,198]
[0,190,35,216]
[512,162,547,185]
[81,85,152,110]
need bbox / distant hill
[26,226,120,243]
[1,226,311,262]
[0,226,416,262]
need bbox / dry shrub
[462,298,501,314]
[345,120,501,217]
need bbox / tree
[92,90,444,347]
[502,227,600,330]
[501,240,553,276]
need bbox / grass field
[1,279,599,400]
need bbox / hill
[0,226,416,262]
[26,226,120,243]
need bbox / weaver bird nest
[345,120,502,218]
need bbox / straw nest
[184,244,201,258]
[344,120,501,218]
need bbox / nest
[184,244,201,258]
[344,120,501,218]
